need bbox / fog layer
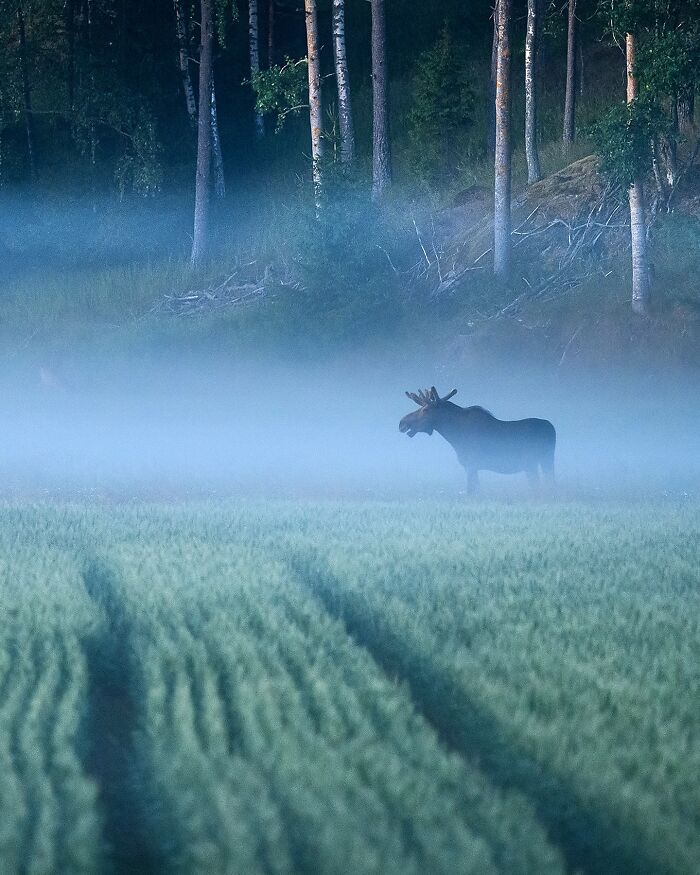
[0,349,697,499]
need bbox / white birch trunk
[211,84,226,199]
[249,0,265,138]
[191,0,214,266]
[332,0,354,165]
[626,32,651,315]
[487,1,498,158]
[371,0,392,199]
[268,0,275,67]
[563,0,576,149]
[494,0,512,276]
[525,0,541,183]
[304,0,323,211]
[173,0,197,125]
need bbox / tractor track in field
[287,547,661,875]
[81,562,165,875]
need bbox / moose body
[399,387,555,494]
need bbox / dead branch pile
[151,263,277,316]
[418,155,630,312]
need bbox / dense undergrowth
[1,500,698,873]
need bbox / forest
[1,0,699,365]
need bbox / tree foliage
[406,25,475,183]
[251,58,308,133]
[592,0,700,189]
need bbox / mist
[0,343,697,501]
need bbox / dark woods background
[1,0,699,371]
[0,0,568,195]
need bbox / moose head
[399,386,458,437]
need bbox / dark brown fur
[399,387,556,494]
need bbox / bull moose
[399,387,556,494]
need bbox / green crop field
[1,500,698,874]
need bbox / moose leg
[466,468,480,496]
[541,456,556,490]
[526,467,540,491]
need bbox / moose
[399,387,556,494]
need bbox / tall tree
[17,6,36,181]
[248,0,264,138]
[494,0,512,276]
[371,0,391,199]
[268,0,275,67]
[66,0,76,111]
[173,0,197,125]
[563,0,577,149]
[191,0,214,266]
[304,0,323,210]
[626,31,651,315]
[211,85,226,198]
[173,0,225,197]
[677,92,694,133]
[332,0,354,164]
[487,0,498,158]
[525,0,541,182]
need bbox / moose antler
[406,387,458,407]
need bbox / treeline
[1,1,699,312]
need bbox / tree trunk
[371,0,391,200]
[677,92,694,133]
[626,32,651,315]
[18,8,37,182]
[525,0,541,183]
[248,0,265,138]
[66,0,76,111]
[563,0,576,150]
[332,0,354,165]
[191,0,214,267]
[487,1,498,159]
[211,84,226,198]
[173,0,197,125]
[304,0,323,211]
[268,0,275,68]
[578,37,584,97]
[494,0,512,276]
[174,0,224,196]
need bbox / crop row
[275,501,700,874]
[99,537,565,873]
[0,500,697,874]
[0,543,102,874]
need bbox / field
[1,499,698,874]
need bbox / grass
[0,499,698,873]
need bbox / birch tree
[248,0,264,138]
[563,0,577,150]
[66,0,75,111]
[525,0,541,182]
[268,0,275,67]
[17,6,36,181]
[174,0,197,125]
[211,86,226,198]
[173,0,224,197]
[494,0,512,276]
[191,0,214,266]
[487,0,498,158]
[304,0,323,209]
[626,31,651,315]
[371,0,391,199]
[332,0,354,164]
